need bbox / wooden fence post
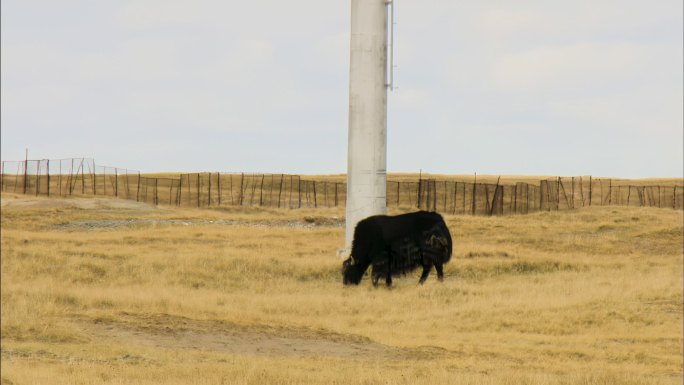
[313,181,317,208]
[432,180,437,212]
[35,161,40,197]
[70,159,77,194]
[228,174,234,205]
[658,186,661,208]
[424,179,428,210]
[559,179,571,209]
[218,173,222,206]
[208,173,212,206]
[64,158,78,196]
[673,186,677,210]
[23,153,27,195]
[122,169,130,199]
[588,176,592,206]
[90,160,96,196]
[193,173,197,207]
[513,183,518,213]
[259,174,265,206]
[46,160,50,197]
[67,159,74,195]
[177,179,182,207]
[641,186,646,207]
[489,176,501,216]
[619,185,623,206]
[136,172,141,202]
[571,177,575,209]
[239,173,244,205]
[289,175,294,208]
[269,174,275,206]
[472,175,477,215]
[335,183,339,207]
[556,177,560,210]
[277,174,284,208]
[462,181,466,214]
[178,176,183,207]
[249,174,258,205]
[80,159,85,195]
[417,179,423,208]
[425,180,430,210]
[58,160,63,196]
[608,179,612,206]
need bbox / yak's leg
[371,267,381,287]
[435,263,444,281]
[385,247,393,287]
[418,263,433,285]
[371,274,379,286]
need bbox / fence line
[1,158,682,214]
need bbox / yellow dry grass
[1,192,682,385]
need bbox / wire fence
[1,158,682,214]
[414,177,683,214]
[177,173,348,209]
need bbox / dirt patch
[2,194,345,230]
[78,313,448,361]
[54,218,344,231]
[1,194,154,211]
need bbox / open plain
[1,192,682,384]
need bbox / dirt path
[1,194,344,229]
[0,194,155,210]
[79,313,447,361]
[54,217,344,230]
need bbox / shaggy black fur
[342,211,452,286]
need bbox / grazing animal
[342,211,452,286]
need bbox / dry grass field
[1,192,682,384]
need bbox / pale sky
[2,1,682,177]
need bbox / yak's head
[424,233,451,259]
[342,256,364,285]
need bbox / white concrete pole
[344,0,388,251]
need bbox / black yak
[342,211,452,286]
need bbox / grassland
[1,192,682,384]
